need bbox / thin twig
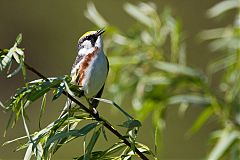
[24,62,149,160]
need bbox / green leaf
[84,2,108,27]
[123,142,154,158]
[119,119,142,129]
[24,143,33,160]
[153,61,205,79]
[28,79,62,102]
[101,126,108,141]
[208,53,237,74]
[20,57,27,80]
[93,98,134,120]
[124,2,153,27]
[207,0,239,18]
[29,116,69,154]
[0,100,5,110]
[108,55,141,66]
[52,82,65,100]
[198,28,226,40]
[188,107,213,135]
[14,142,29,152]
[0,46,14,71]
[2,135,29,146]
[44,122,99,149]
[75,142,127,159]
[21,107,31,140]
[16,33,23,45]
[84,128,101,160]
[39,93,47,129]
[208,130,240,160]
[21,107,43,160]
[103,142,126,157]
[168,94,211,106]
[4,111,14,137]
[136,142,155,156]
[7,63,22,78]
[154,121,161,155]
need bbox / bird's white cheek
[78,47,95,56]
[81,40,93,49]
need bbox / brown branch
[24,62,149,160]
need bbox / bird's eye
[79,34,98,47]
[90,36,97,42]
[87,35,97,45]
[86,35,95,41]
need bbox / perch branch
[24,62,149,160]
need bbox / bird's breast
[77,48,108,97]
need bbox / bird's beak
[96,28,105,36]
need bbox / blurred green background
[0,0,229,159]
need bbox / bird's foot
[92,107,99,118]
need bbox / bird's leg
[84,96,99,117]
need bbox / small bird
[62,29,109,117]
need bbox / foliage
[85,0,210,154]
[0,25,152,160]
[85,0,240,159]
[200,0,240,159]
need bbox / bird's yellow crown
[79,31,96,39]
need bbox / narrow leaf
[28,79,62,102]
[208,130,240,160]
[39,93,47,129]
[24,143,33,160]
[4,112,14,137]
[207,0,239,18]
[101,126,108,141]
[16,33,23,45]
[0,46,14,70]
[52,82,65,100]
[119,119,142,129]
[168,94,211,106]
[7,64,22,78]
[45,122,99,149]
[2,135,29,146]
[154,61,205,79]
[189,107,213,135]
[20,58,27,80]
[84,2,108,27]
[93,98,134,120]
[124,2,153,27]
[0,100,5,109]
[103,142,126,157]
[84,128,101,160]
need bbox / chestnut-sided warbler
[62,29,109,116]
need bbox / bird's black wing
[91,84,105,108]
[91,56,109,108]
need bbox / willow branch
[24,62,149,160]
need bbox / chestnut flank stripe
[77,47,99,86]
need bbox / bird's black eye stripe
[85,34,98,45]
[87,35,97,41]
[80,35,94,42]
[78,34,98,47]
